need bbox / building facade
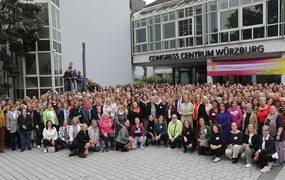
[19,0,63,98]
[132,0,285,84]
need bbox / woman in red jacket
[99,113,115,151]
[256,97,270,135]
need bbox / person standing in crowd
[99,113,115,151]
[256,97,270,135]
[193,95,202,129]
[18,109,33,152]
[168,114,182,149]
[88,120,101,152]
[63,66,73,91]
[229,101,243,130]
[254,125,278,173]
[241,123,261,167]
[69,101,81,121]
[69,123,92,158]
[139,95,149,127]
[131,117,146,149]
[154,115,168,146]
[69,116,81,143]
[82,101,98,125]
[197,117,211,155]
[6,105,20,151]
[76,71,83,92]
[179,95,193,126]
[197,96,212,126]
[32,103,42,148]
[242,103,258,135]
[128,101,141,125]
[181,120,196,153]
[71,69,78,92]
[103,98,116,119]
[115,105,128,129]
[225,122,243,163]
[56,103,64,127]
[209,100,219,125]
[164,98,177,125]
[264,106,285,164]
[215,103,231,145]
[43,103,59,129]
[210,124,224,162]
[0,104,6,153]
[58,119,71,149]
[42,120,58,153]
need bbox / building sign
[149,45,265,61]
[207,58,285,76]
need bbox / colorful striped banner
[207,58,285,76]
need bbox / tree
[0,0,44,97]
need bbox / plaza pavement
[0,146,284,180]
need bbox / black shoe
[183,148,187,153]
[79,153,87,158]
[27,148,31,151]
[21,149,25,152]
[232,158,238,164]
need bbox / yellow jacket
[0,110,6,128]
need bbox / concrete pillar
[207,58,213,84]
[282,53,285,84]
[252,75,257,84]
[192,67,196,84]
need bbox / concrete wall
[61,0,132,86]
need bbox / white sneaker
[213,157,221,162]
[245,164,252,168]
[37,145,41,149]
[43,148,47,153]
[260,166,270,173]
[140,145,144,150]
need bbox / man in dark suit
[254,125,277,173]
[81,102,99,125]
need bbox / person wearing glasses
[254,125,277,173]
[168,114,182,149]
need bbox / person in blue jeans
[76,71,83,92]
[18,109,33,152]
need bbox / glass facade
[132,0,285,54]
[21,0,63,98]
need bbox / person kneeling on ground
[225,122,243,163]
[69,123,93,158]
[42,120,59,153]
[131,117,146,149]
[116,120,132,152]
[154,115,168,146]
[210,124,224,162]
[168,114,182,149]
[254,125,278,173]
[88,120,101,152]
[58,119,71,149]
[182,120,196,153]
[145,115,155,146]
[197,118,211,155]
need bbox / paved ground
[0,146,283,180]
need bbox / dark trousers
[103,133,115,149]
[212,147,223,157]
[198,145,210,155]
[20,131,32,150]
[169,136,181,149]
[116,141,129,152]
[257,121,263,135]
[256,152,277,168]
[43,139,58,149]
[182,139,196,151]
[0,127,5,152]
[16,132,21,149]
[9,132,17,150]
[57,139,71,149]
[155,134,168,145]
[35,127,43,146]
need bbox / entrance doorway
[174,65,207,84]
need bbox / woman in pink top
[99,113,114,151]
[229,101,243,130]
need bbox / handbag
[48,146,55,153]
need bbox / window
[195,15,203,35]
[26,77,38,88]
[208,1,217,12]
[38,53,51,75]
[230,31,239,41]
[209,12,218,32]
[163,22,175,39]
[242,29,252,40]
[220,9,238,30]
[178,9,184,18]
[220,32,229,42]
[243,4,263,26]
[39,27,49,39]
[267,0,278,24]
[136,28,146,43]
[25,54,37,75]
[195,5,202,15]
[26,89,39,98]
[38,40,50,51]
[38,3,49,26]
[40,77,52,87]
[178,18,193,36]
[253,27,264,38]
[185,7,193,17]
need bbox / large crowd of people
[0,83,284,173]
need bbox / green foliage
[133,75,172,87]
[0,0,44,95]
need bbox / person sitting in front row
[69,123,92,158]
[131,117,146,149]
[225,122,243,163]
[168,114,182,149]
[254,125,278,173]
[181,120,196,153]
[116,120,132,152]
[88,120,101,152]
[210,123,224,162]
[154,115,168,146]
[197,118,211,155]
[42,120,58,153]
[58,119,71,149]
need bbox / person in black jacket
[225,122,243,163]
[69,123,92,158]
[146,115,155,146]
[210,124,224,162]
[254,125,277,173]
[18,109,33,152]
[32,103,42,148]
[154,115,167,146]
[182,120,196,153]
[241,123,261,168]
